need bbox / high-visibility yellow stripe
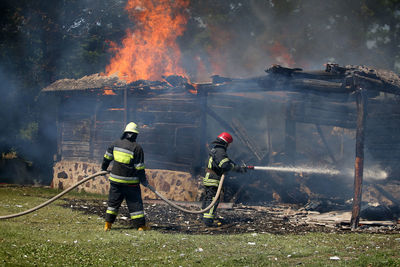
[207,157,213,169]
[113,150,133,164]
[134,163,145,170]
[109,176,139,184]
[131,212,145,220]
[104,153,113,160]
[106,210,118,215]
[203,201,216,218]
[218,158,229,168]
[203,214,214,219]
[203,176,219,187]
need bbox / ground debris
[61,199,400,235]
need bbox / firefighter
[101,122,150,231]
[201,132,246,227]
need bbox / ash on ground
[62,199,400,235]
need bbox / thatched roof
[41,64,400,96]
[42,73,127,92]
[344,65,400,90]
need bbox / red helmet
[217,132,233,144]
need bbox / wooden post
[350,88,367,229]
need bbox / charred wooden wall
[133,93,202,171]
[56,90,203,173]
[365,98,400,176]
[58,95,97,162]
[285,92,400,178]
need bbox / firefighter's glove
[232,165,247,173]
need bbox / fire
[188,82,198,95]
[106,0,190,82]
[103,89,117,95]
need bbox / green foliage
[0,0,128,159]
[19,122,38,141]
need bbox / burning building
[40,63,400,225]
[40,73,203,201]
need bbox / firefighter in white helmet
[201,132,247,227]
[101,122,150,231]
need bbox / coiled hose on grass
[0,171,224,219]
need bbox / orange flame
[105,0,190,83]
[103,89,117,95]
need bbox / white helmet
[124,122,139,134]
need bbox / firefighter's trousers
[106,182,145,228]
[201,185,220,226]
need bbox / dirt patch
[61,199,400,235]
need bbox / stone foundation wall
[50,160,200,201]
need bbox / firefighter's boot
[104,222,112,231]
[214,219,223,227]
[138,224,151,231]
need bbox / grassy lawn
[0,186,399,266]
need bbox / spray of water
[253,166,340,175]
[252,165,388,179]
[342,167,388,180]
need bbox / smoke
[0,67,20,152]
[180,0,400,81]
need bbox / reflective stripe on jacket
[202,140,235,187]
[102,138,146,185]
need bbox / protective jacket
[101,137,147,227]
[101,138,146,185]
[202,139,236,187]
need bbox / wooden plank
[290,78,348,93]
[136,110,201,124]
[294,100,356,114]
[96,110,125,121]
[291,114,356,128]
[290,103,357,121]
[61,120,91,141]
[137,100,199,112]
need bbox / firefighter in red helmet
[201,132,246,227]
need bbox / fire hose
[145,174,225,214]
[0,171,225,219]
[0,171,108,220]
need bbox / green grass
[1,186,399,266]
